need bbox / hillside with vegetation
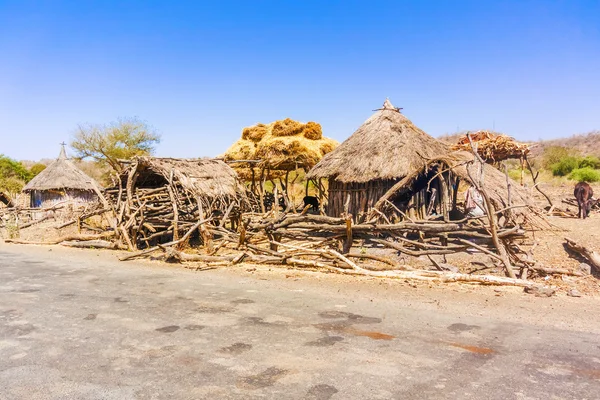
[439,130,600,183]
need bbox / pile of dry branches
[452,131,530,162]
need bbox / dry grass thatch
[452,131,530,162]
[130,157,245,199]
[223,119,337,173]
[23,147,102,193]
[308,99,449,183]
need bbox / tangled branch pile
[452,131,530,162]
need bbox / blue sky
[1,0,599,161]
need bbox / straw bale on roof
[308,99,449,183]
[223,119,338,173]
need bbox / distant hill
[529,131,600,158]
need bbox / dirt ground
[2,180,599,298]
[2,242,600,337]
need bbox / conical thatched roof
[308,99,449,183]
[22,146,102,192]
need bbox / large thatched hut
[308,99,449,219]
[22,146,102,209]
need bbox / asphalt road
[0,246,599,400]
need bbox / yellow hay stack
[223,119,338,176]
[242,123,268,142]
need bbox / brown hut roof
[308,99,449,183]
[128,157,245,199]
[22,146,102,192]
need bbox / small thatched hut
[308,99,449,219]
[22,146,102,209]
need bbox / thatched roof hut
[124,157,245,202]
[307,99,450,218]
[22,146,102,208]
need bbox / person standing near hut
[465,185,486,217]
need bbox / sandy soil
[2,242,600,336]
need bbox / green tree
[0,154,33,194]
[29,163,47,177]
[71,117,160,173]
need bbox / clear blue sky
[1,0,599,161]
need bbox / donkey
[574,181,595,219]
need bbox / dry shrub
[242,123,268,142]
[303,122,322,140]
[272,118,303,137]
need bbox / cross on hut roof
[58,142,67,160]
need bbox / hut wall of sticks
[368,152,534,225]
[102,157,247,250]
[223,118,338,211]
[308,99,451,221]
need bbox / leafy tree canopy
[71,117,160,173]
[0,154,33,194]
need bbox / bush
[541,146,578,170]
[551,156,580,176]
[507,168,522,181]
[579,156,600,170]
[29,163,47,177]
[569,167,600,183]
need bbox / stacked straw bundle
[452,131,530,162]
[223,119,338,175]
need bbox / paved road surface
[0,246,599,399]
